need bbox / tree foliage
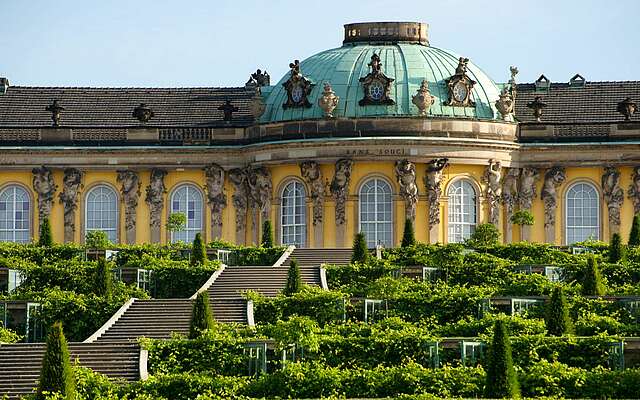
[484,319,520,399]
[628,214,640,246]
[608,233,624,263]
[85,230,112,250]
[351,232,369,263]
[37,322,75,400]
[261,220,274,248]
[401,218,416,248]
[283,259,302,296]
[582,255,605,296]
[94,257,113,298]
[191,233,207,267]
[189,291,215,339]
[465,224,501,248]
[38,217,54,247]
[166,212,186,233]
[510,209,534,226]
[545,286,574,336]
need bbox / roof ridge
[8,85,251,90]
[517,80,640,86]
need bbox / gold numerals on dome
[359,53,395,106]
[445,57,476,107]
[282,60,314,109]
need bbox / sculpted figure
[32,166,58,225]
[628,166,640,215]
[502,168,520,216]
[229,168,249,233]
[602,166,624,227]
[204,164,227,235]
[518,167,540,210]
[330,159,353,225]
[117,170,141,241]
[395,159,418,222]
[145,169,167,230]
[482,159,502,225]
[247,166,272,222]
[300,161,324,226]
[58,168,84,242]
[424,158,448,226]
[541,167,566,230]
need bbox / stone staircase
[0,341,140,400]
[285,248,353,267]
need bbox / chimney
[0,77,9,95]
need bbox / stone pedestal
[336,223,346,248]
[429,223,439,244]
[313,224,324,248]
[521,225,531,242]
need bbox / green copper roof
[262,43,502,123]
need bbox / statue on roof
[245,69,270,87]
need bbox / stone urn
[248,89,266,119]
[495,87,514,120]
[412,80,434,116]
[318,82,339,118]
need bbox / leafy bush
[484,319,520,399]
[629,213,640,246]
[608,232,624,263]
[510,209,534,226]
[190,233,207,267]
[465,223,501,248]
[189,291,215,339]
[38,217,54,247]
[166,212,186,234]
[94,258,113,298]
[0,326,23,343]
[351,232,369,263]
[401,218,416,247]
[324,259,397,295]
[545,286,573,335]
[85,230,112,249]
[37,322,75,400]
[583,255,606,295]
[283,260,302,296]
[261,220,273,248]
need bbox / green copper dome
[261,22,502,123]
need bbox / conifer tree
[283,259,302,296]
[608,233,624,263]
[484,319,520,399]
[190,232,207,266]
[189,291,215,339]
[261,220,274,248]
[94,257,113,298]
[38,217,54,247]
[545,286,574,336]
[629,214,640,247]
[582,255,605,296]
[351,232,369,264]
[37,322,75,400]
[401,218,416,248]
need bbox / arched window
[281,181,306,246]
[0,185,31,243]
[565,182,600,244]
[85,185,118,243]
[170,184,203,243]
[359,178,393,248]
[448,179,477,243]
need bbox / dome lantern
[343,22,429,45]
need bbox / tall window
[0,185,31,243]
[85,185,118,243]
[359,178,393,248]
[170,184,203,243]
[565,182,600,244]
[281,181,306,246]
[448,179,477,243]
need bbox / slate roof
[514,81,640,124]
[0,86,255,128]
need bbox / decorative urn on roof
[495,87,514,120]
[318,82,340,118]
[618,97,637,121]
[412,80,435,116]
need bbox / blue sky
[1,0,638,87]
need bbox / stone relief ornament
[317,82,339,118]
[482,159,503,226]
[424,158,449,226]
[58,168,84,242]
[395,159,418,222]
[527,96,547,122]
[300,161,324,226]
[204,164,227,236]
[502,168,520,218]
[132,103,154,123]
[117,170,141,241]
[330,159,353,225]
[32,166,58,226]
[228,168,249,234]
[617,97,637,121]
[541,167,566,230]
[412,80,435,116]
[145,169,167,230]
[45,100,64,127]
[495,86,515,120]
[628,166,640,215]
[602,166,624,228]
[247,166,272,222]
[282,60,313,109]
[445,57,476,107]
[359,53,395,106]
[518,167,540,210]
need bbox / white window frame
[358,178,393,248]
[447,179,477,243]
[85,185,119,243]
[280,181,306,247]
[170,184,204,243]
[137,269,153,291]
[565,182,600,245]
[364,299,385,323]
[0,185,31,243]
[8,269,24,293]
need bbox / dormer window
[535,75,550,92]
[569,74,586,88]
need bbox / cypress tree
[38,217,53,247]
[37,322,75,400]
[401,218,416,248]
[582,255,605,296]
[94,257,113,298]
[629,214,640,247]
[484,319,520,399]
[351,232,369,264]
[545,286,574,336]
[261,220,274,248]
[608,232,624,263]
[283,259,302,296]
[190,233,207,266]
[189,291,215,339]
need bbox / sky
[1,0,638,87]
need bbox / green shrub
[401,218,416,247]
[545,286,574,335]
[261,220,274,248]
[608,232,624,263]
[190,233,207,267]
[283,259,302,296]
[38,217,54,247]
[324,259,397,294]
[351,232,369,263]
[37,322,75,400]
[94,258,113,298]
[166,212,186,234]
[510,209,534,226]
[0,326,23,343]
[484,319,520,399]
[189,291,215,339]
[84,230,112,250]
[582,255,606,296]
[629,214,640,246]
[465,223,501,248]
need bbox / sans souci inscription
[345,148,408,156]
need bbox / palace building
[0,21,639,248]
